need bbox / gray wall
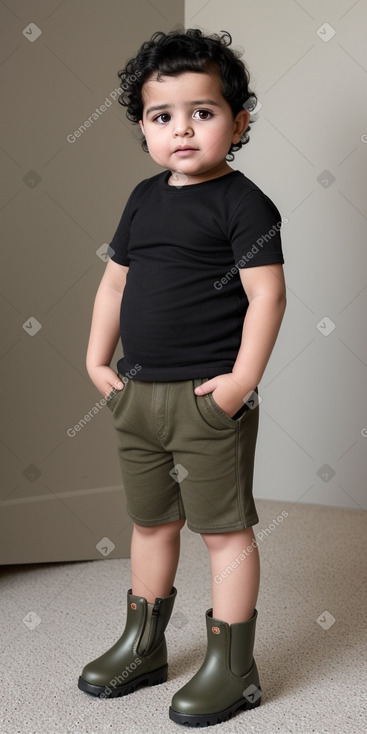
[1,0,366,564]
[0,0,185,564]
[185,0,367,512]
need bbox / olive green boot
[169,607,261,727]
[78,586,177,698]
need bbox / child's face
[139,70,249,184]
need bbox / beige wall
[185,0,367,511]
[0,0,185,564]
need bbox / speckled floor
[1,499,366,734]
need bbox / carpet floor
[1,499,366,734]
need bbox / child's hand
[87,365,125,399]
[194,373,254,418]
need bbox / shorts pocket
[208,387,259,425]
[196,378,257,430]
[207,392,243,426]
[106,377,129,412]
[193,378,234,431]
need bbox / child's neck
[168,163,235,186]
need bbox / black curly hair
[117,28,258,161]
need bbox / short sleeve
[229,190,284,267]
[107,197,133,266]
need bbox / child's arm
[232,263,286,389]
[194,264,286,416]
[86,259,129,397]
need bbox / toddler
[78,28,286,727]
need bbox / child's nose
[173,115,194,137]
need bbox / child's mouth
[174,147,198,156]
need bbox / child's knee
[201,531,228,551]
[134,519,185,538]
[201,527,254,551]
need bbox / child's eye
[154,113,171,124]
[193,109,213,120]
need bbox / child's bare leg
[201,527,260,624]
[131,519,185,602]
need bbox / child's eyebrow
[145,99,221,115]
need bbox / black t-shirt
[109,169,284,381]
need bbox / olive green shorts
[107,376,259,534]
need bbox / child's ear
[232,110,250,142]
[139,119,145,135]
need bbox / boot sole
[168,688,261,727]
[78,663,168,698]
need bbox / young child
[78,28,286,727]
